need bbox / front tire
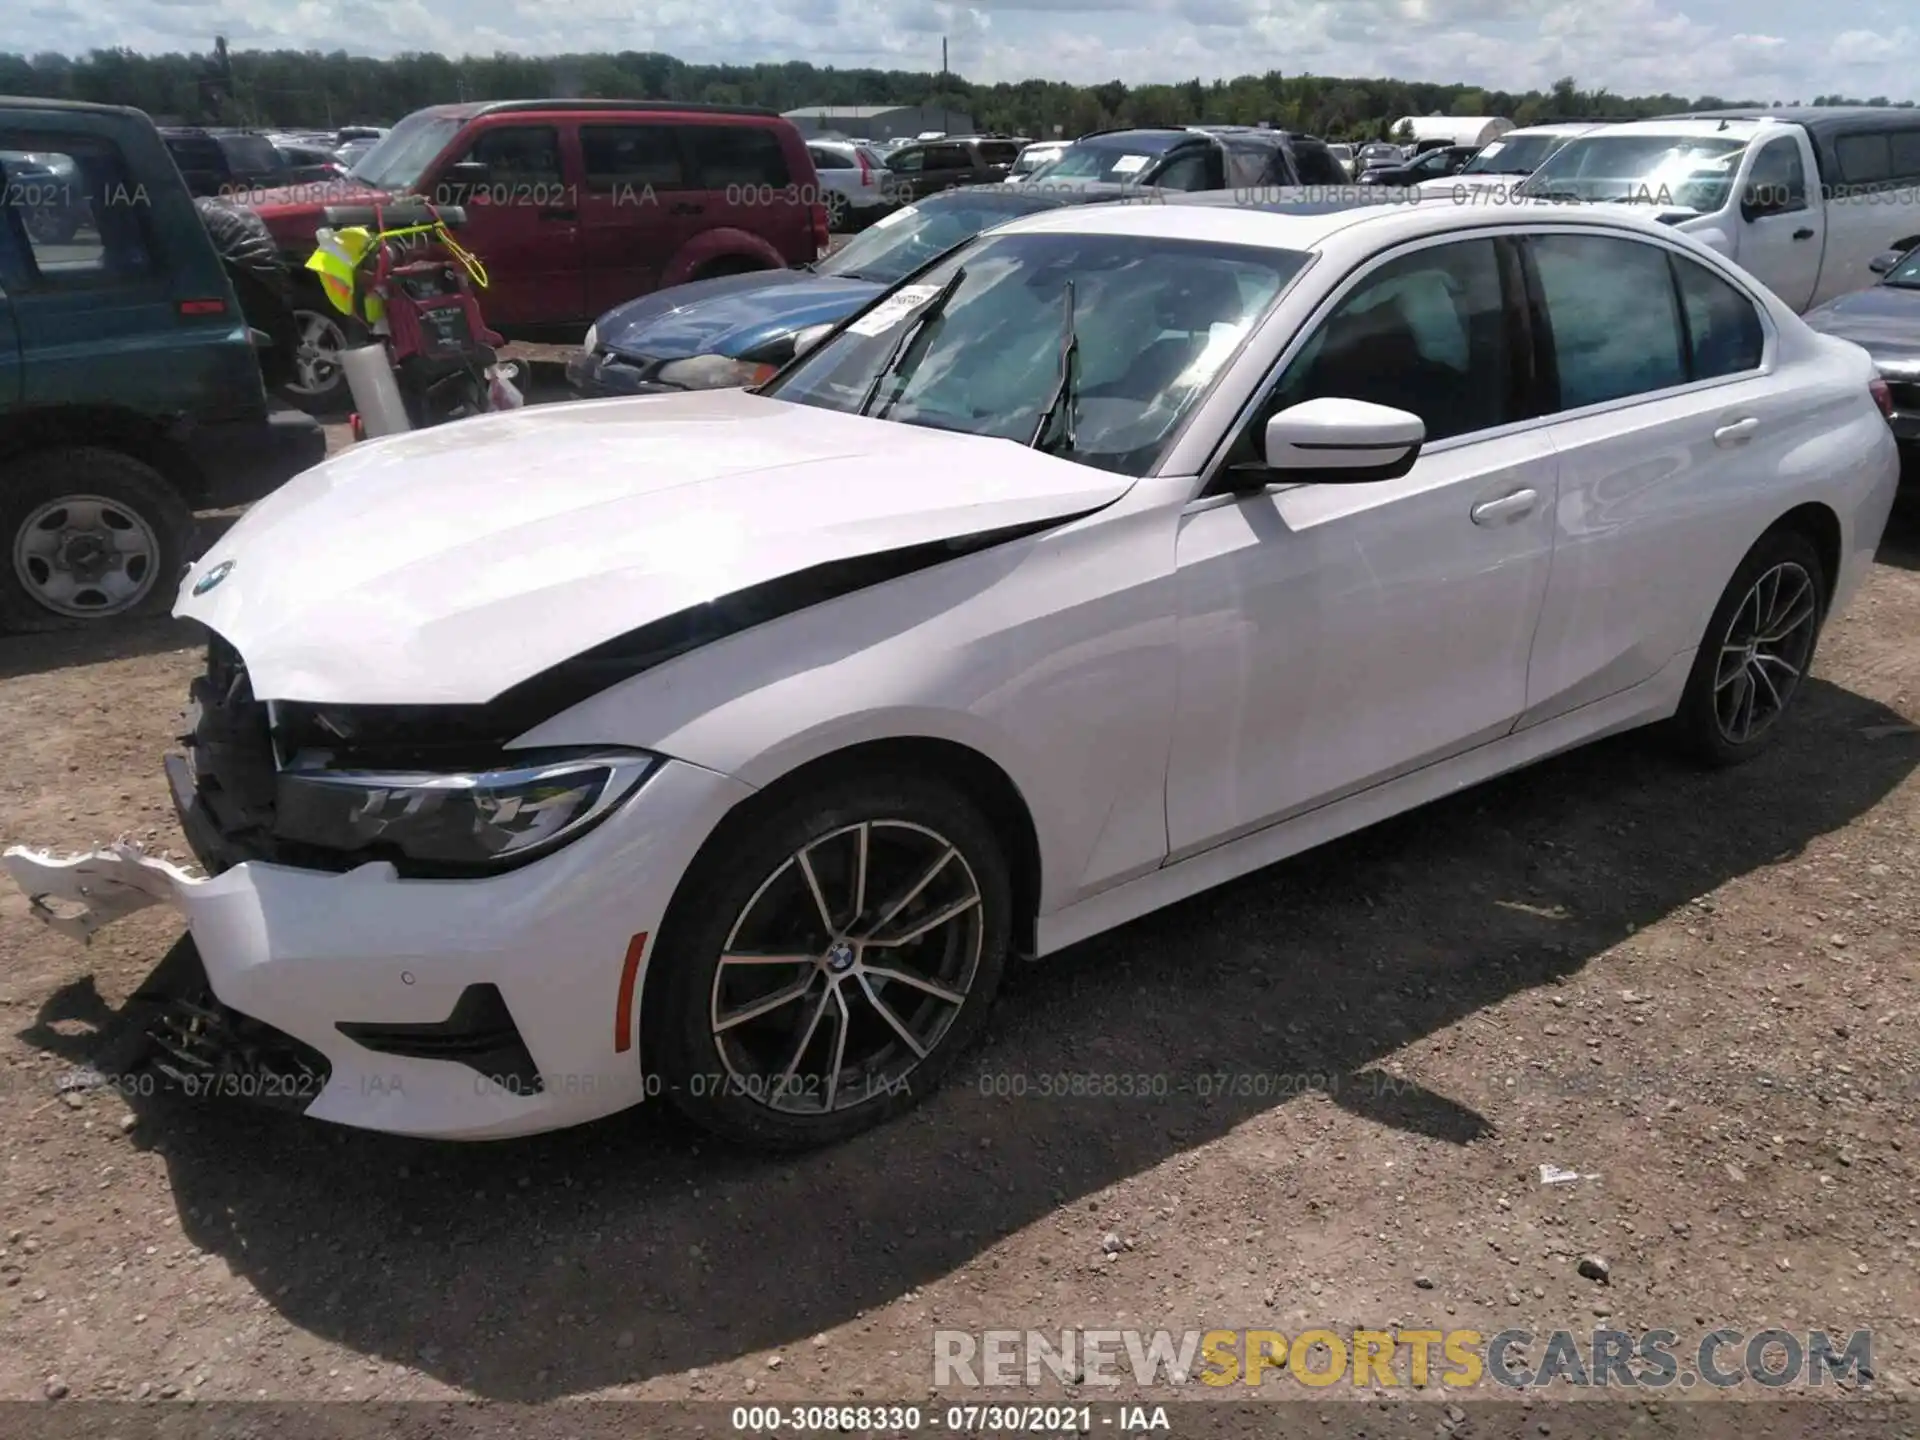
[1670,527,1827,767]
[0,448,194,631]
[652,771,1012,1151]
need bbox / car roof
[1647,105,1920,138]
[1552,117,1767,141]
[1501,122,1609,138]
[984,190,1690,253]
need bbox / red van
[240,99,828,411]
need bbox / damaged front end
[0,851,334,1111]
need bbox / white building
[781,105,977,141]
[1391,115,1515,148]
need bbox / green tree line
[1,48,1913,139]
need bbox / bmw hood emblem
[192,560,234,595]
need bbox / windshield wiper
[856,267,967,420]
[1029,279,1079,455]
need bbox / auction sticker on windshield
[1110,154,1151,174]
[847,283,942,336]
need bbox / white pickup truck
[1496,107,1920,313]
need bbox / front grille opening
[135,939,333,1111]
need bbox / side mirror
[788,322,835,358]
[1869,250,1905,275]
[445,160,490,186]
[1251,397,1425,485]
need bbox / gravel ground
[0,488,1916,1410]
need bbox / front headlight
[582,323,598,354]
[273,749,656,874]
[655,353,780,389]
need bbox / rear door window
[1529,232,1689,410]
[809,145,854,171]
[580,123,686,189]
[1836,132,1893,189]
[923,144,973,172]
[682,125,791,187]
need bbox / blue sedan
[566,185,1134,398]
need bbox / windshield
[1010,148,1057,177]
[347,111,464,191]
[819,197,1052,285]
[1886,248,1920,288]
[1037,136,1182,184]
[1518,134,1747,209]
[765,231,1309,477]
[1461,132,1569,176]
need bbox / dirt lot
[0,499,1917,1413]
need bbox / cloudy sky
[15,0,1919,103]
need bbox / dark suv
[1024,126,1342,191]
[878,134,1024,204]
[0,99,325,628]
[159,127,298,198]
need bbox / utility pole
[941,37,949,134]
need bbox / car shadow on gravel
[20,678,1919,1399]
[0,616,207,681]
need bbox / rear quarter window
[683,124,791,188]
[0,136,157,283]
[977,141,1019,166]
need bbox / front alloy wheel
[655,774,1011,1149]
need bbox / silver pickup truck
[1491,107,1920,313]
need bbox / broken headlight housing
[273,749,657,875]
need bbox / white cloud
[14,0,1920,102]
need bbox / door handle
[670,201,704,216]
[1470,488,1538,525]
[540,208,576,221]
[1713,416,1760,446]
[1791,227,1815,241]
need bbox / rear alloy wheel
[824,190,849,231]
[0,448,194,630]
[1672,528,1826,766]
[655,774,1011,1150]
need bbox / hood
[594,270,883,361]
[1802,284,1920,363]
[177,388,1132,707]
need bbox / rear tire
[1669,527,1827,767]
[651,770,1012,1151]
[0,448,195,631]
[824,191,849,231]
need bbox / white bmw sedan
[6,199,1900,1150]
